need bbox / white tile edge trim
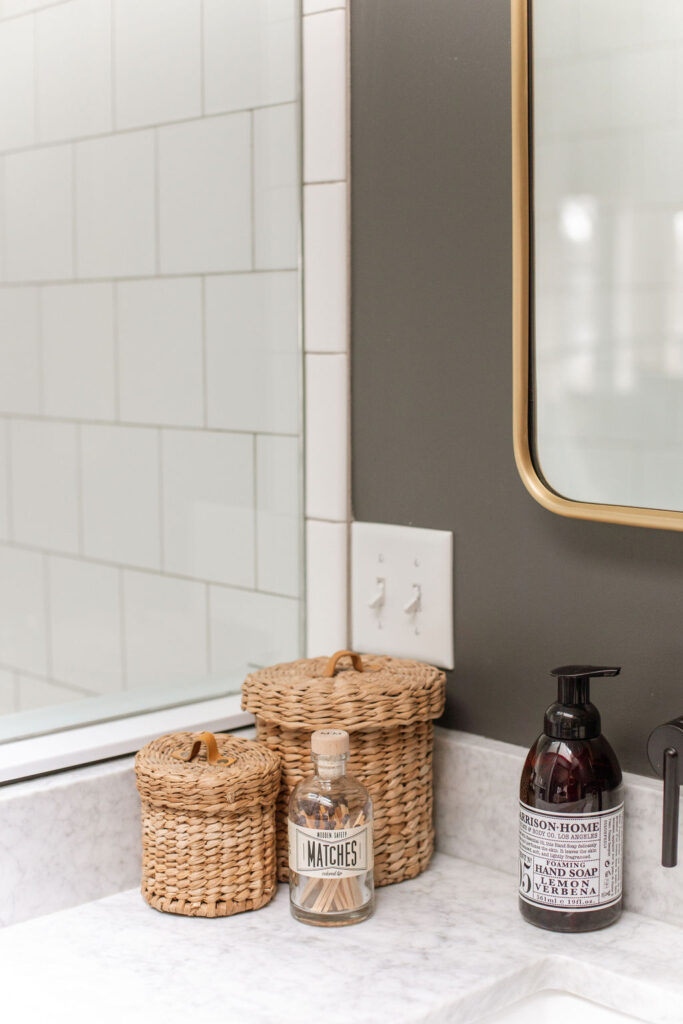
[305,519,348,655]
[433,726,683,928]
[303,6,351,654]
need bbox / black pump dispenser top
[544,664,621,740]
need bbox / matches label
[288,821,373,879]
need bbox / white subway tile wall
[158,115,252,274]
[5,146,74,281]
[48,556,123,694]
[161,430,255,587]
[0,17,36,152]
[209,585,300,675]
[36,0,112,144]
[0,547,47,676]
[0,668,16,713]
[81,424,161,570]
[113,0,201,131]
[117,278,203,427]
[256,434,301,598]
[0,289,41,414]
[0,0,303,716]
[253,103,299,269]
[10,419,80,553]
[203,0,298,115]
[41,283,116,420]
[75,132,156,278]
[205,271,300,434]
[122,571,208,690]
[0,424,9,540]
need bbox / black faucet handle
[647,718,683,868]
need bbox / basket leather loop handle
[323,650,364,677]
[185,731,221,764]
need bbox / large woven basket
[242,649,446,887]
[135,731,280,917]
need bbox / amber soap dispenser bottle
[519,665,624,933]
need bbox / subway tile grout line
[153,129,161,276]
[302,7,347,17]
[249,111,256,271]
[305,349,348,356]
[31,11,39,144]
[70,144,78,277]
[0,99,297,162]
[157,429,165,570]
[252,434,259,588]
[0,266,298,288]
[0,658,100,698]
[0,411,300,438]
[112,280,121,420]
[205,584,211,674]
[0,0,73,29]
[302,178,346,186]
[200,276,208,428]
[4,419,14,542]
[0,158,5,278]
[75,423,84,555]
[109,0,117,132]
[305,514,347,526]
[199,0,206,117]
[0,536,302,602]
[118,568,128,690]
[42,552,53,680]
[36,288,45,415]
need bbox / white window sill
[0,693,252,784]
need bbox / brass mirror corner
[512,0,683,532]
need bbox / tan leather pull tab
[174,731,236,767]
[323,650,364,677]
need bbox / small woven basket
[135,731,280,917]
[242,650,446,887]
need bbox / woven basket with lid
[242,650,446,887]
[135,731,280,917]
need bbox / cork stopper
[311,728,349,756]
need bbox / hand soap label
[288,820,373,879]
[519,802,623,912]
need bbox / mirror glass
[0,1,304,743]
[532,0,683,512]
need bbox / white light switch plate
[351,522,453,669]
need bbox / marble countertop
[1,853,682,1024]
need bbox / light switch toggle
[352,522,453,669]
[368,577,386,610]
[403,584,422,615]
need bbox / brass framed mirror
[512,0,683,531]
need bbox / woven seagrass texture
[242,651,446,886]
[135,732,280,917]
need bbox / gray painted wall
[350,0,683,777]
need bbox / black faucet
[647,717,683,867]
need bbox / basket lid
[241,649,446,731]
[134,731,280,812]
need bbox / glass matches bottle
[288,729,374,927]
